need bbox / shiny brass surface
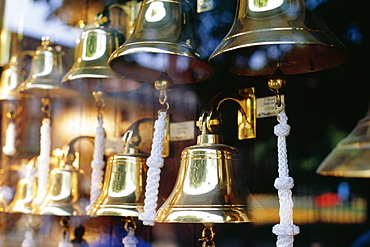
[108,0,214,84]
[32,164,83,216]
[88,152,147,216]
[62,26,141,93]
[18,37,79,98]
[8,159,37,214]
[156,133,253,223]
[0,52,34,100]
[197,88,256,139]
[316,105,370,177]
[208,0,349,76]
[32,164,84,216]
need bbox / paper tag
[257,95,285,118]
[170,121,195,141]
[197,0,214,13]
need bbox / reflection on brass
[317,105,370,178]
[7,158,37,214]
[209,0,349,76]
[32,144,85,216]
[18,37,79,98]
[88,129,148,217]
[156,133,254,223]
[0,51,34,100]
[108,0,214,84]
[197,88,256,140]
[62,23,141,93]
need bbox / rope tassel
[88,115,106,210]
[273,111,299,247]
[139,111,167,226]
[33,118,51,206]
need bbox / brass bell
[62,22,141,93]
[156,108,254,223]
[0,52,34,100]
[108,0,214,84]
[18,37,79,98]
[32,144,84,216]
[8,158,37,214]
[208,0,349,76]
[316,104,370,177]
[88,128,147,217]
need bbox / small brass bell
[108,0,214,84]
[8,158,37,214]
[88,129,147,217]
[156,109,254,223]
[18,37,79,98]
[32,145,84,216]
[0,52,34,100]
[62,20,141,93]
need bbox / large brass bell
[32,144,84,216]
[7,158,37,214]
[18,37,79,98]
[156,106,254,223]
[88,127,147,217]
[108,0,214,84]
[208,0,349,76]
[62,21,141,93]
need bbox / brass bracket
[197,87,256,140]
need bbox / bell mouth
[108,41,214,84]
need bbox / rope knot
[274,177,294,190]
[272,224,300,236]
[138,212,155,226]
[147,156,164,168]
[274,122,290,137]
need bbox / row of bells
[0,0,349,100]
[1,0,349,223]
[7,130,256,224]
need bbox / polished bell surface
[108,0,214,84]
[208,0,349,76]
[32,164,84,216]
[0,52,34,100]
[62,25,141,93]
[18,37,79,98]
[8,159,37,214]
[88,148,147,217]
[156,134,253,223]
[316,105,370,177]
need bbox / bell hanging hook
[41,97,52,118]
[154,70,172,112]
[268,64,287,114]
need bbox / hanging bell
[0,52,34,100]
[316,104,370,177]
[108,0,214,84]
[208,0,349,76]
[18,37,79,98]
[62,22,141,93]
[8,158,37,214]
[32,145,85,216]
[156,109,254,223]
[88,128,147,217]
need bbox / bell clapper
[267,66,287,115]
[58,216,73,246]
[122,217,139,247]
[154,70,173,112]
[198,223,216,247]
[41,97,52,119]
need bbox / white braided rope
[139,111,167,226]
[21,230,36,247]
[88,115,106,210]
[2,121,16,156]
[58,231,73,247]
[272,111,299,247]
[33,118,51,206]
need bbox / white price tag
[170,121,195,141]
[257,95,285,118]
